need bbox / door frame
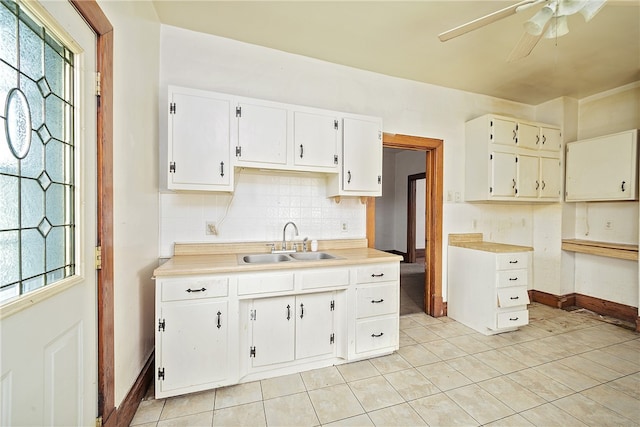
[407,172,426,264]
[366,133,444,317]
[68,1,114,424]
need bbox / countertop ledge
[448,233,533,253]
[154,246,402,277]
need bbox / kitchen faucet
[281,221,299,251]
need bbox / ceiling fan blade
[438,0,542,42]
[507,31,544,62]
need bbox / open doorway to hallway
[374,148,426,314]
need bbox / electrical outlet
[206,222,218,235]
[605,220,613,230]
[341,222,348,232]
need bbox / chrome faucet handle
[302,237,309,252]
[266,243,276,253]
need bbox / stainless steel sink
[240,253,293,264]
[289,252,337,261]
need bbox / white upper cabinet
[293,110,339,170]
[235,99,288,166]
[565,129,638,202]
[328,115,383,197]
[166,86,234,191]
[465,114,562,202]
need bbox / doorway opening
[366,133,444,317]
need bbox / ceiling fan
[438,0,607,62]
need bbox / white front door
[0,1,97,425]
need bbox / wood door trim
[407,173,426,264]
[68,1,114,424]
[367,133,444,317]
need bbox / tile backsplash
[159,169,366,256]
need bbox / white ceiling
[151,1,640,105]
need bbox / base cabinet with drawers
[448,245,531,335]
[155,260,399,398]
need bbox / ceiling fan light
[544,15,570,38]
[524,4,555,35]
[579,0,607,21]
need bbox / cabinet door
[566,131,637,201]
[517,123,539,150]
[250,296,295,367]
[491,118,517,146]
[516,154,539,198]
[539,157,561,199]
[490,152,516,197]
[342,117,382,193]
[295,292,335,360]
[158,300,228,392]
[237,101,288,165]
[540,127,561,152]
[293,111,339,169]
[168,88,233,190]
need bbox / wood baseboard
[114,352,154,427]
[530,290,638,326]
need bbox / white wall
[97,0,160,406]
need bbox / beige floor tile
[580,349,640,375]
[212,401,266,427]
[130,423,156,427]
[507,368,574,402]
[553,393,637,427]
[533,315,593,334]
[263,392,319,427]
[347,375,404,412]
[518,337,570,361]
[383,368,440,400]
[260,373,306,400]
[156,411,213,427]
[160,390,215,420]
[301,366,345,391]
[567,324,634,349]
[398,331,418,347]
[520,403,587,427]
[399,317,420,330]
[496,343,554,367]
[369,353,411,374]
[466,333,511,349]
[446,334,493,354]
[478,376,546,412]
[483,413,535,427]
[214,381,262,410]
[446,355,501,382]
[446,384,514,425]
[555,355,624,383]
[426,339,468,360]
[533,361,601,392]
[408,312,441,326]
[582,384,640,422]
[308,383,364,424]
[601,340,640,364]
[607,373,640,400]
[396,344,440,367]
[130,398,165,425]
[498,325,552,344]
[428,322,475,339]
[337,360,379,382]
[410,393,479,426]
[402,326,441,343]
[416,361,472,391]
[322,414,374,427]
[367,402,427,426]
[474,349,528,374]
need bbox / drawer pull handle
[371,299,384,304]
[216,311,222,329]
[371,332,384,338]
[509,277,518,281]
[300,303,304,319]
[371,273,385,278]
[286,304,291,321]
[186,287,206,293]
[508,260,518,264]
[509,317,519,321]
[510,296,519,300]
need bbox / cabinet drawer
[300,268,350,290]
[496,286,530,308]
[238,273,294,295]
[495,252,529,270]
[161,277,228,302]
[355,316,398,354]
[496,269,528,288]
[496,309,529,329]
[356,283,397,319]
[356,264,399,284]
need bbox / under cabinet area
[465,114,562,202]
[154,250,401,399]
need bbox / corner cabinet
[165,86,235,192]
[565,129,639,202]
[465,114,562,202]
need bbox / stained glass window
[0,0,75,304]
